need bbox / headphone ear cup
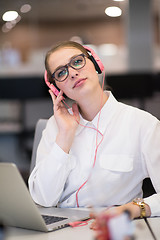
[44,70,60,90]
[83,45,104,74]
[88,54,102,74]
[52,80,61,93]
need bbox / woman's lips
[73,78,87,88]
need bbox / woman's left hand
[90,202,151,230]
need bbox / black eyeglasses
[51,53,86,82]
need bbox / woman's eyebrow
[53,53,83,72]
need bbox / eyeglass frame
[51,53,86,82]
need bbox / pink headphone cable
[63,72,106,207]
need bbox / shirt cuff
[144,193,160,217]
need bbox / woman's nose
[68,67,79,79]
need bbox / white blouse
[28,91,160,216]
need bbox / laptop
[0,162,90,232]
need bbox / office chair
[142,178,156,198]
[30,119,47,173]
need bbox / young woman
[29,41,160,220]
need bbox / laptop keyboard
[42,215,68,225]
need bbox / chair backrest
[30,119,47,173]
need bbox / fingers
[49,89,56,102]
[89,212,98,230]
[49,89,64,108]
[90,212,97,219]
[90,220,98,230]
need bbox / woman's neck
[78,90,108,121]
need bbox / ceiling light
[5,22,13,30]
[13,15,21,23]
[2,24,10,33]
[2,11,18,22]
[20,4,31,13]
[105,6,122,17]
[113,0,124,2]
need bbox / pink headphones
[84,45,104,74]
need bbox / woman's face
[48,47,100,101]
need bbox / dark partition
[0,72,159,100]
[0,76,49,99]
[106,72,154,100]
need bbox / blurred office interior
[0,0,160,181]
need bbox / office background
[0,0,160,182]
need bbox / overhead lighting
[2,21,15,33]
[20,4,31,13]
[13,15,21,23]
[105,6,122,17]
[113,0,124,2]
[2,11,18,22]
[5,22,13,30]
[2,24,10,33]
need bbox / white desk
[147,217,160,239]
[3,207,158,240]
[4,219,155,240]
[133,219,155,240]
[5,224,93,240]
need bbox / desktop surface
[3,207,158,240]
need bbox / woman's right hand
[49,89,80,153]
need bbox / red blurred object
[94,213,116,240]
[94,210,132,240]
